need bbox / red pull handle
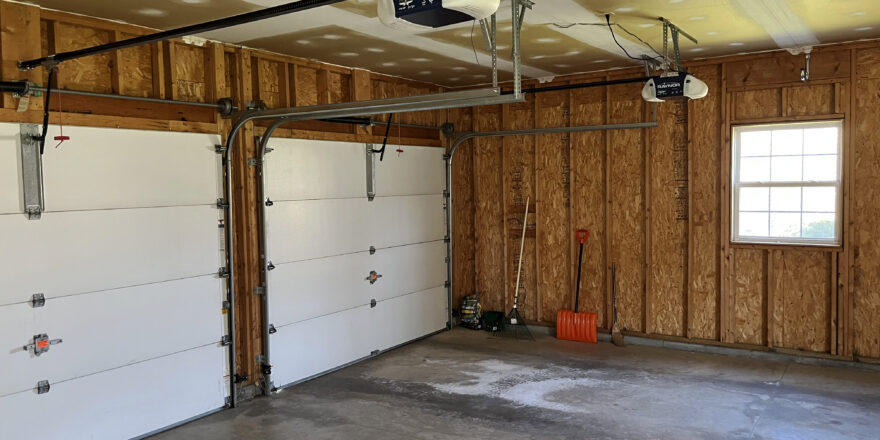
[576,229,589,244]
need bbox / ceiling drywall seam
[731,0,819,54]
[201,5,555,79]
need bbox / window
[732,121,842,246]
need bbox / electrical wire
[470,19,480,66]
[551,18,666,63]
[604,14,663,62]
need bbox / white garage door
[0,124,229,439]
[265,138,448,388]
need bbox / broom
[611,263,625,347]
[502,197,533,340]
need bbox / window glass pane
[803,127,838,155]
[770,212,801,237]
[803,187,837,212]
[739,212,769,237]
[739,187,769,211]
[770,187,801,212]
[803,155,837,181]
[740,157,770,182]
[770,156,802,182]
[771,129,803,156]
[802,213,836,239]
[740,131,771,156]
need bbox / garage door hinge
[443,190,450,198]
[445,281,450,288]
[267,261,276,271]
[218,267,230,278]
[23,333,63,356]
[443,236,450,243]
[214,144,227,154]
[247,158,260,167]
[222,300,230,311]
[265,198,274,207]
[216,198,229,209]
[253,286,265,295]
[371,350,380,356]
[31,293,45,308]
[221,335,232,346]
[369,246,376,255]
[36,380,50,395]
[370,299,377,308]
[233,374,248,384]
[268,324,277,334]
[445,256,450,263]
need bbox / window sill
[730,241,842,253]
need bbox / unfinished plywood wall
[451,43,880,363]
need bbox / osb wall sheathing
[451,42,880,363]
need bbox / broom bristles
[611,322,625,347]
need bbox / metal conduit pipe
[443,107,659,327]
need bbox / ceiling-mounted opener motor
[640,17,708,102]
[379,0,500,31]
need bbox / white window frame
[731,120,843,246]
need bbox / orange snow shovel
[556,229,597,343]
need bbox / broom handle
[512,197,529,309]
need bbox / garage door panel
[271,305,373,388]
[0,123,19,214]
[267,195,444,263]
[0,275,223,397]
[0,344,226,440]
[0,206,221,306]
[265,138,365,201]
[40,125,221,211]
[375,145,445,196]
[373,287,447,352]
[268,241,445,327]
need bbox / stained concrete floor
[154,329,880,440]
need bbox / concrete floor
[154,329,880,440]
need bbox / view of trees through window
[732,121,842,245]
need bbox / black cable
[39,68,55,155]
[372,113,393,161]
[615,23,665,60]
[604,14,662,63]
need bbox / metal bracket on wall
[23,333,62,356]
[365,143,376,201]
[20,124,44,220]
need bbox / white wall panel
[0,345,226,440]
[373,287,447,352]
[271,305,373,388]
[268,241,445,327]
[0,206,220,306]
[267,195,444,263]
[375,145,445,196]
[265,138,365,201]
[0,123,21,214]
[0,276,223,397]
